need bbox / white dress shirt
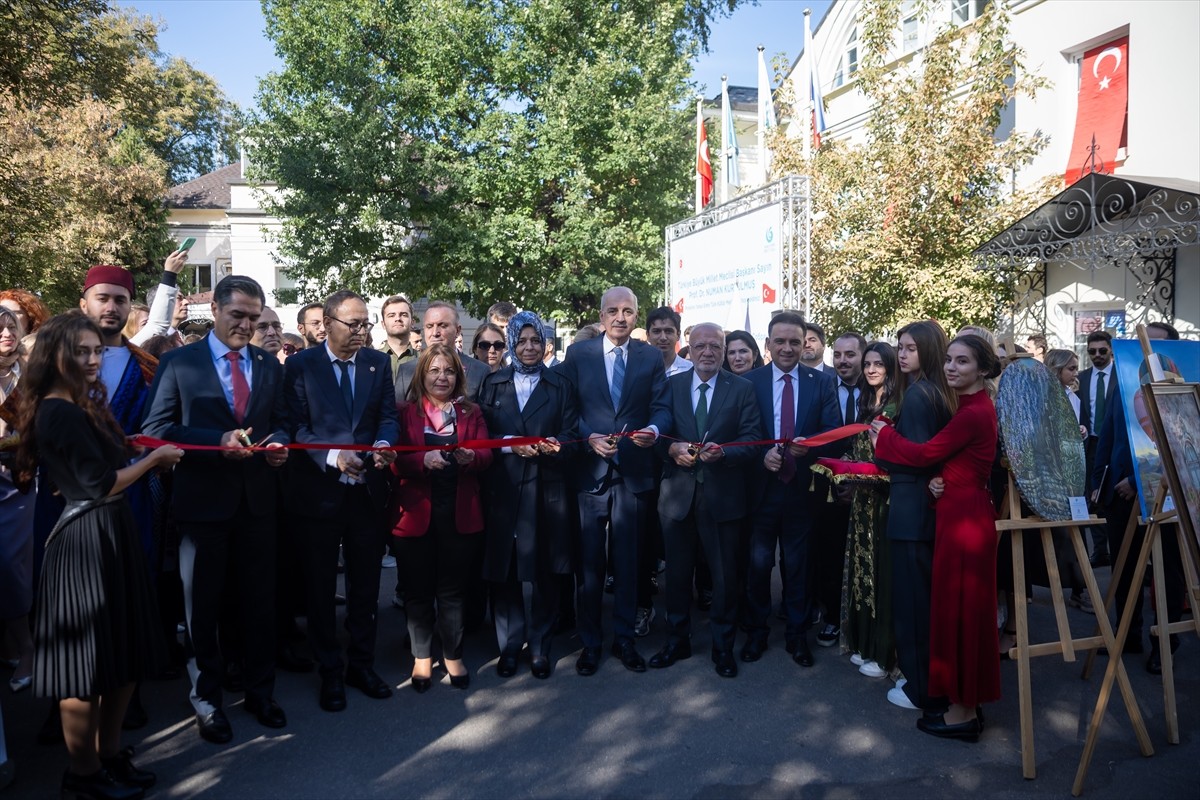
[770,363,801,438]
[1088,362,1113,430]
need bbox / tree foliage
[251,0,736,322]
[770,0,1052,337]
[0,0,241,310]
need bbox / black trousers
[890,538,947,713]
[492,550,560,660]
[178,499,276,714]
[812,495,852,626]
[303,485,384,677]
[1104,493,1186,646]
[395,522,482,660]
[661,490,740,652]
[747,477,813,641]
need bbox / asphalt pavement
[1,566,1196,799]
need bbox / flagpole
[695,97,703,215]
[720,75,730,204]
[757,46,767,186]
[803,9,814,161]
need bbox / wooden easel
[995,471,1153,782]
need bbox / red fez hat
[83,265,134,296]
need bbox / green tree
[0,0,241,310]
[251,0,735,322]
[771,0,1051,336]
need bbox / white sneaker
[859,660,887,678]
[887,686,919,709]
[381,555,397,569]
[850,652,866,666]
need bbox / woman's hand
[928,476,945,499]
[453,447,475,466]
[152,444,184,468]
[423,450,447,470]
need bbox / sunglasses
[476,341,506,351]
[1087,347,1110,355]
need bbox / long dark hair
[948,334,1003,385]
[857,341,897,420]
[724,330,763,372]
[14,312,126,489]
[406,342,474,410]
[895,319,955,418]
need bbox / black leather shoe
[916,714,982,743]
[1089,553,1111,569]
[792,637,814,667]
[61,768,144,800]
[346,667,393,699]
[611,638,646,673]
[784,637,799,655]
[244,697,287,728]
[319,675,347,712]
[648,640,692,669]
[277,647,314,674]
[196,709,233,744]
[410,675,432,693]
[100,750,156,789]
[713,649,738,678]
[448,670,470,690]
[531,656,552,679]
[496,655,519,678]
[576,646,602,676]
[740,638,767,663]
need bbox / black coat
[876,378,951,542]
[477,367,579,582]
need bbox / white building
[781,0,1200,344]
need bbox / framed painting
[1144,382,1200,550]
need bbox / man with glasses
[1076,330,1116,567]
[250,306,284,357]
[297,303,326,348]
[284,290,400,712]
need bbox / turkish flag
[697,122,713,207]
[1065,37,1128,183]
[673,298,685,314]
[762,284,776,303]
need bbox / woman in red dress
[872,334,1002,742]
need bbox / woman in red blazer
[391,344,493,692]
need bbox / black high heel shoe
[448,672,470,690]
[410,675,432,694]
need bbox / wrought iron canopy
[974,172,1200,270]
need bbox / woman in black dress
[14,313,182,800]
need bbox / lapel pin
[256,354,263,361]
[370,366,376,372]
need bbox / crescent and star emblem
[1093,47,1122,91]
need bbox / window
[190,264,213,294]
[901,2,919,53]
[833,28,859,88]
[952,0,991,26]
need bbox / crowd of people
[0,261,1188,799]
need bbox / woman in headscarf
[477,311,579,679]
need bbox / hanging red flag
[697,121,713,208]
[1064,36,1128,184]
[762,284,777,303]
[673,298,685,314]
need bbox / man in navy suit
[283,290,400,712]
[558,286,671,674]
[651,323,763,678]
[1076,330,1116,566]
[742,311,841,668]
[142,275,292,744]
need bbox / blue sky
[120,0,831,110]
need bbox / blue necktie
[610,346,625,411]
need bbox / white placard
[1069,496,1090,521]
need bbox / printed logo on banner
[765,227,774,244]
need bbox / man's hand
[164,249,188,274]
[336,450,365,479]
[512,442,539,458]
[669,441,696,468]
[1115,477,1136,501]
[787,436,809,458]
[264,441,288,467]
[763,447,783,473]
[372,445,395,469]
[589,432,618,459]
[219,428,254,460]
[535,437,561,455]
[697,442,724,463]
[629,428,656,448]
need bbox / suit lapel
[313,352,348,422]
[352,354,374,427]
[521,376,549,422]
[197,344,237,424]
[706,373,731,430]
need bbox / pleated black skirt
[32,500,164,699]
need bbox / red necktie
[226,350,249,424]
[779,373,796,483]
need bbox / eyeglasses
[328,316,373,333]
[255,321,283,332]
[476,341,506,351]
[1087,347,1110,355]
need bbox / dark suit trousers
[1103,494,1186,645]
[747,477,814,641]
[1085,436,1108,557]
[492,549,560,659]
[813,497,852,625]
[577,480,646,647]
[662,490,739,652]
[890,538,946,712]
[394,521,482,661]
[303,484,384,676]
[178,499,276,714]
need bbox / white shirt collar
[771,362,799,382]
[207,332,246,361]
[603,336,628,356]
[325,342,358,364]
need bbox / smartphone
[178,237,197,252]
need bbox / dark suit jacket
[1090,388,1133,506]
[657,368,763,523]
[477,367,579,581]
[283,345,400,517]
[1076,365,1117,436]
[395,351,489,403]
[142,336,290,523]
[875,378,951,542]
[744,362,841,496]
[390,400,493,537]
[557,336,672,494]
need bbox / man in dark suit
[283,290,400,712]
[142,275,291,744]
[1076,329,1116,566]
[800,321,836,375]
[394,301,489,402]
[558,286,671,674]
[650,323,763,678]
[742,311,841,668]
